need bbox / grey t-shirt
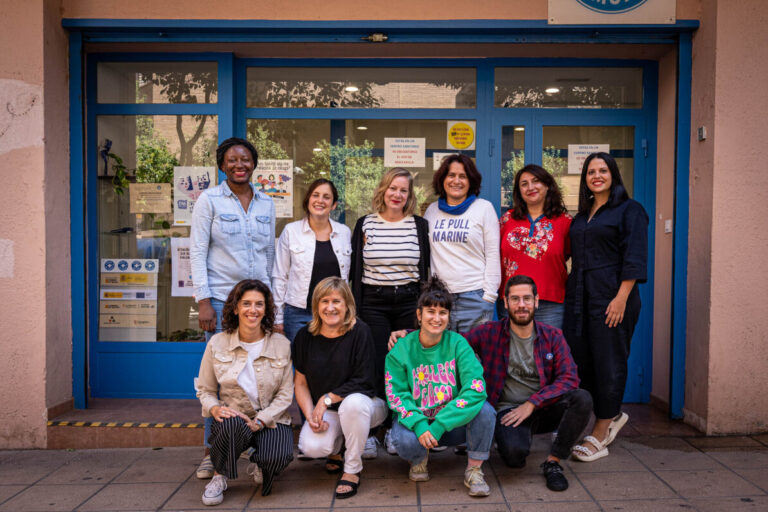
[496,326,541,411]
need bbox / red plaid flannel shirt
[463,319,579,409]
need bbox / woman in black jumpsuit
[563,152,648,462]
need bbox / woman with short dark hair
[272,178,352,343]
[424,154,500,332]
[500,164,571,329]
[564,152,648,462]
[196,279,294,505]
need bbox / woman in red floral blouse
[499,164,571,329]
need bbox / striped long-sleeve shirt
[360,214,420,286]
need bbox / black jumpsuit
[563,198,648,419]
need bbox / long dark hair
[221,279,275,334]
[577,152,629,215]
[511,164,567,220]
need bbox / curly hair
[216,137,259,171]
[432,154,482,199]
[510,164,567,220]
[221,279,275,334]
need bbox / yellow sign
[447,121,476,150]
[100,273,158,286]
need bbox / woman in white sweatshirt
[423,154,500,332]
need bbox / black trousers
[566,295,640,420]
[495,389,593,466]
[208,417,293,496]
[360,282,419,399]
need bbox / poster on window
[129,183,172,214]
[568,144,610,175]
[252,160,294,218]
[99,258,158,342]
[171,237,193,297]
[173,166,216,225]
[384,138,426,168]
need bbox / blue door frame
[67,20,695,415]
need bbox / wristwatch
[323,394,333,407]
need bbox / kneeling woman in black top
[293,276,387,499]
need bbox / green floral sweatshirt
[384,329,488,440]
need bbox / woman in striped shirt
[350,167,431,456]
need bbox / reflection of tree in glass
[141,71,216,164]
[496,85,625,108]
[248,124,290,160]
[249,80,380,108]
[134,116,179,184]
[501,147,567,208]
[302,138,427,224]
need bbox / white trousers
[298,393,388,474]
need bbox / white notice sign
[568,144,610,175]
[171,237,193,297]
[252,160,294,218]
[384,138,426,168]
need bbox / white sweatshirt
[424,198,501,302]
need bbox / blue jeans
[203,298,225,449]
[283,303,313,344]
[535,300,565,330]
[450,289,495,333]
[390,402,496,464]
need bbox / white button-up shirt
[272,217,352,323]
[190,181,275,302]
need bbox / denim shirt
[190,181,276,302]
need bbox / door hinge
[489,138,495,157]
[641,138,648,158]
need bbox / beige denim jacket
[196,330,294,428]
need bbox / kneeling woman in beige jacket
[197,279,294,506]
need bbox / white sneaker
[247,462,263,485]
[362,435,379,459]
[384,429,398,455]
[202,474,227,506]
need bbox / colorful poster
[252,160,294,218]
[171,237,193,297]
[129,183,172,214]
[384,138,426,168]
[173,166,216,225]
[446,121,476,150]
[567,144,611,175]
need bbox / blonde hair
[371,167,417,216]
[308,277,357,335]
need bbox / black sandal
[335,473,360,499]
[325,456,343,474]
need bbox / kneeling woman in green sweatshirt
[384,277,496,497]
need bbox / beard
[508,307,535,326]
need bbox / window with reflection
[495,67,642,109]
[246,67,476,109]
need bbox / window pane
[246,68,476,108]
[495,67,642,109]
[541,126,635,214]
[96,115,218,342]
[500,126,526,209]
[246,119,475,233]
[97,62,218,104]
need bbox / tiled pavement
[5,410,768,511]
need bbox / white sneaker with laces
[202,474,227,506]
[247,462,263,485]
[362,435,379,459]
[464,466,490,497]
[384,428,398,455]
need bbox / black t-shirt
[293,320,376,408]
[306,240,341,305]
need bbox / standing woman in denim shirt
[272,179,352,343]
[190,137,276,480]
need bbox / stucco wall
[0,0,49,448]
[0,0,71,448]
[62,0,701,20]
[687,0,768,434]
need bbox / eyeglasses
[508,295,535,305]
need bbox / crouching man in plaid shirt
[391,274,591,492]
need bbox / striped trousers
[208,417,294,496]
